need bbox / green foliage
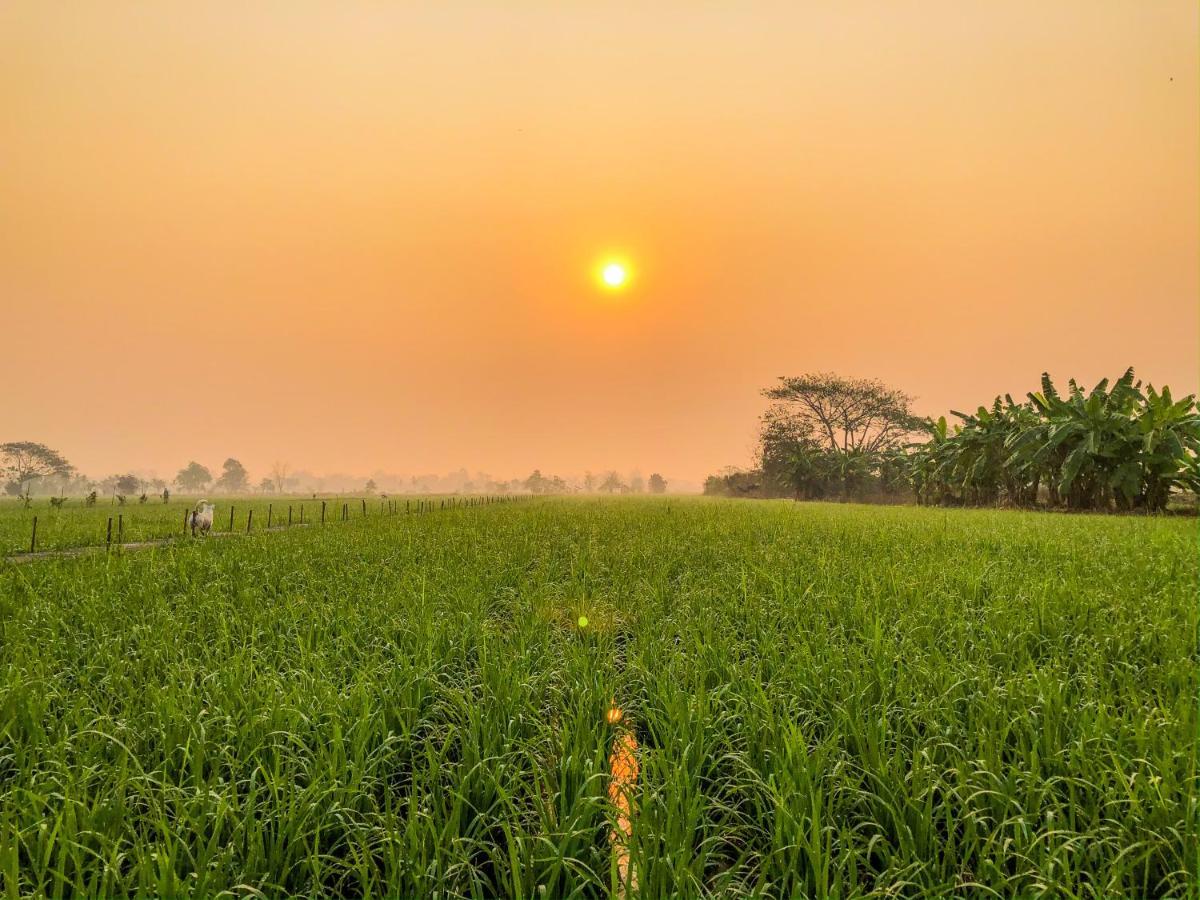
[524,469,568,494]
[599,471,625,494]
[702,469,767,497]
[758,373,919,501]
[214,458,250,493]
[115,474,141,496]
[722,368,1197,511]
[1,441,74,494]
[914,368,1200,511]
[174,461,213,492]
[0,498,1193,895]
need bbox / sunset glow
[2,6,1194,895]
[0,1,1195,486]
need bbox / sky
[2,1,1197,488]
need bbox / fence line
[9,494,534,561]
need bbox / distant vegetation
[1,443,671,501]
[0,441,73,495]
[706,368,1199,512]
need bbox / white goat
[189,500,215,537]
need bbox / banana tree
[1131,384,1200,511]
[1010,368,1199,510]
[907,416,958,505]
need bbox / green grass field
[0,495,424,555]
[0,498,1194,897]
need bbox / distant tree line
[705,368,1199,513]
[2,443,672,501]
[0,447,297,500]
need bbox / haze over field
[2,1,1196,483]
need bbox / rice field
[0,498,1195,897]
[0,495,440,555]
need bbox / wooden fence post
[229,506,235,532]
[321,501,326,525]
[247,509,253,534]
[183,508,190,534]
[117,514,123,546]
[288,505,293,526]
[267,504,273,528]
[362,498,367,516]
[106,517,113,549]
[30,516,37,553]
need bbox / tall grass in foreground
[0,499,1195,897]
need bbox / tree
[175,461,212,492]
[764,373,918,456]
[760,426,836,500]
[599,471,625,493]
[583,471,597,492]
[1008,369,1200,511]
[703,469,764,497]
[524,470,548,494]
[628,473,645,493]
[648,473,668,494]
[761,373,918,500]
[271,461,290,494]
[905,368,1199,512]
[115,474,141,495]
[365,479,378,493]
[1,442,74,494]
[215,458,250,493]
[259,477,274,493]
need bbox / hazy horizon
[4,1,1197,484]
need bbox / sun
[596,258,632,291]
[602,262,627,287]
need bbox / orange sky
[2,1,1197,487]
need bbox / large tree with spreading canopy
[1,441,74,494]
